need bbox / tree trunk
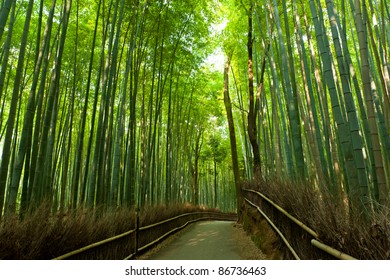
[354,0,388,205]
[223,54,242,218]
[247,0,262,178]
[0,0,34,218]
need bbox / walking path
[146,220,265,260]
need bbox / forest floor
[138,220,266,260]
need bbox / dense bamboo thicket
[0,0,237,218]
[222,0,389,212]
[0,0,389,243]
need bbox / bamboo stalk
[311,239,357,260]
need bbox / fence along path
[243,188,357,260]
[53,211,237,260]
[53,188,357,260]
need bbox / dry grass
[242,207,283,259]
[0,203,217,260]
[242,178,390,260]
[233,220,270,259]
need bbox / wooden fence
[243,188,356,260]
[53,211,237,260]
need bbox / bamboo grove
[0,0,237,218]
[0,0,389,219]
[222,0,389,210]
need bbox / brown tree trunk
[247,0,262,179]
[223,54,242,219]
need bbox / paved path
[148,221,243,260]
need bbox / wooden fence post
[135,208,140,255]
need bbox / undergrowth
[243,178,390,259]
[242,209,282,259]
[0,203,216,259]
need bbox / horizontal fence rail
[53,211,237,260]
[243,188,356,260]
[245,198,300,260]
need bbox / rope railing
[243,188,356,260]
[53,211,236,260]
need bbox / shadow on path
[148,221,243,260]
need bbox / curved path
[148,221,247,260]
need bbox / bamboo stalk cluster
[223,0,389,210]
[0,0,237,218]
